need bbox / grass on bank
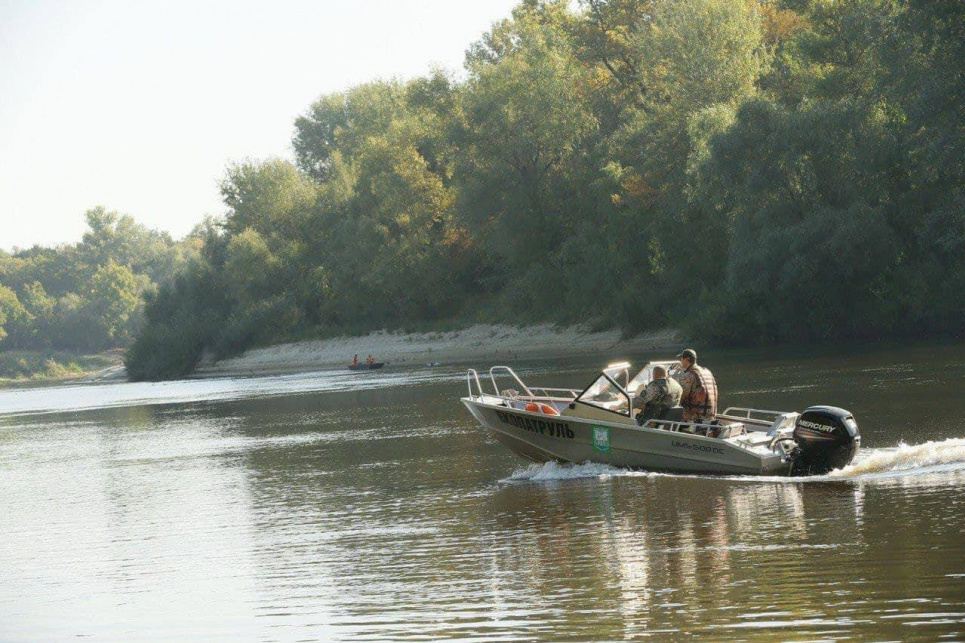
[0,350,120,383]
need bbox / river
[1,343,964,640]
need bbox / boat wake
[504,460,655,482]
[828,438,965,479]
[501,439,965,484]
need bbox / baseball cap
[676,349,697,361]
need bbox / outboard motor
[790,406,860,476]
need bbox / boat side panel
[463,398,783,475]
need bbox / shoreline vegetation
[2,1,964,382]
[195,324,679,377]
[0,350,122,385]
[2,324,678,384]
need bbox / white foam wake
[501,439,965,484]
[504,460,651,482]
[828,438,965,478]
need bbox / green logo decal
[592,426,611,454]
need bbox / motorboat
[349,362,385,371]
[461,361,860,476]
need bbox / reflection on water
[1,347,965,639]
[0,367,461,416]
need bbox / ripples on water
[1,353,964,640]
[0,367,462,416]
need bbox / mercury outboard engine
[790,406,861,476]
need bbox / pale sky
[0,0,519,250]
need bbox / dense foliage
[0,208,197,356]
[120,0,963,379]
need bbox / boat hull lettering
[671,439,725,455]
[495,410,575,439]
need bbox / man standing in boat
[675,349,718,421]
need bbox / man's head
[653,365,667,379]
[677,348,697,368]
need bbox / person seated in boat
[633,365,682,425]
[352,354,359,365]
[674,349,718,423]
[366,355,374,364]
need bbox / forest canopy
[0,208,198,357]
[126,0,965,379]
[6,0,963,381]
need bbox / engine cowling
[791,406,860,476]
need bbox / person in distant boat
[352,354,359,365]
[366,355,374,364]
[633,365,682,424]
[674,349,718,422]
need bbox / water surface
[2,345,964,640]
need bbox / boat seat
[715,423,746,439]
[658,406,685,422]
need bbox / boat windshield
[602,361,631,388]
[627,360,683,397]
[577,373,631,416]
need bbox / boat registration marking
[495,410,575,439]
[671,439,725,455]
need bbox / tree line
[0,208,196,355]
[128,0,965,379]
[7,0,963,381]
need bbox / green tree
[293,81,408,181]
[84,261,142,347]
[456,7,598,306]
[79,206,186,284]
[6,281,52,348]
[220,159,317,243]
[688,95,911,342]
[125,260,230,380]
[223,228,279,305]
[0,285,29,345]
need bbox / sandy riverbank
[195,324,681,378]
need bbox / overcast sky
[0,0,519,250]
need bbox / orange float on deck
[539,403,560,416]
[523,402,559,416]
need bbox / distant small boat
[348,362,385,371]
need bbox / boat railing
[640,418,750,442]
[467,368,485,399]
[488,365,532,397]
[719,407,795,427]
[527,387,581,400]
[465,367,579,403]
[642,418,715,433]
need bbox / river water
[1,344,964,640]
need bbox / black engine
[790,406,861,476]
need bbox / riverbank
[0,350,122,386]
[195,324,680,378]
[1,325,680,385]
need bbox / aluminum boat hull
[463,398,789,476]
[348,362,385,371]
